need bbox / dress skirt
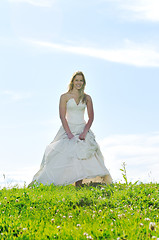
[30,122,113,186]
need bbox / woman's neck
[70,89,80,96]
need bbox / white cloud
[104,0,159,22]
[0,166,38,189]
[98,132,159,183]
[2,90,32,101]
[27,38,159,67]
[8,0,54,7]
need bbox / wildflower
[152,236,157,239]
[30,207,33,210]
[110,209,113,213]
[98,210,102,213]
[117,238,120,240]
[98,196,102,199]
[57,226,60,229]
[101,187,105,190]
[149,222,156,231]
[86,236,93,239]
[68,215,72,218]
[139,223,144,227]
[83,232,88,236]
[4,197,7,200]
[15,199,19,202]
[62,198,65,202]
[51,219,55,223]
[63,216,66,218]
[144,218,150,221]
[77,224,81,227]
[23,228,27,231]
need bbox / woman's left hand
[79,132,86,140]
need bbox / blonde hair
[68,71,86,104]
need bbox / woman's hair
[68,71,86,103]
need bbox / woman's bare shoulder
[85,94,93,102]
[60,92,70,101]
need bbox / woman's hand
[79,132,86,140]
[67,132,74,139]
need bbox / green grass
[0,181,159,240]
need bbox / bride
[28,71,112,187]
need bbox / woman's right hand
[67,132,74,139]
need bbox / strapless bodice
[66,98,86,124]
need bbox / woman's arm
[79,95,94,140]
[59,94,74,139]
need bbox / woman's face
[73,74,84,90]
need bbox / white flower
[51,218,55,223]
[98,210,102,213]
[77,224,81,227]
[83,232,88,236]
[57,226,60,229]
[144,218,150,221]
[149,222,156,231]
[86,236,93,239]
[63,216,66,218]
[23,228,27,231]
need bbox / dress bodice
[66,98,86,124]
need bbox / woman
[28,71,112,187]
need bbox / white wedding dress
[29,98,112,186]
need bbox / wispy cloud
[8,0,54,7]
[2,90,32,101]
[0,166,38,188]
[99,132,159,183]
[104,0,159,22]
[27,38,159,67]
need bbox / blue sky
[0,0,159,187]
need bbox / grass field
[0,165,159,239]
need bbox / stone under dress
[29,98,113,186]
